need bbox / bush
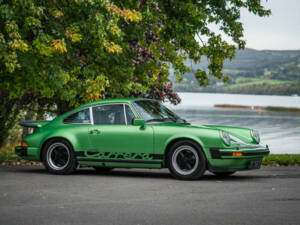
[262,154,300,166]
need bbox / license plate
[248,160,262,169]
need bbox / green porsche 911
[15,98,269,180]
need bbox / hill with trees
[171,48,300,95]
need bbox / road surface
[1,166,300,225]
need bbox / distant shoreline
[165,93,300,110]
[214,104,300,112]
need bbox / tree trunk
[0,91,20,148]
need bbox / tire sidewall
[167,140,206,180]
[42,139,77,175]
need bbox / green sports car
[15,98,269,180]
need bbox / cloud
[205,0,300,50]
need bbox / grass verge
[262,154,300,166]
[0,144,19,164]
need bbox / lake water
[166,93,300,154]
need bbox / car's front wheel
[167,140,206,180]
[42,139,77,175]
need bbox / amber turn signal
[21,141,28,147]
[232,152,243,156]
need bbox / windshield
[132,100,187,124]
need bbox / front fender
[153,125,225,158]
[164,134,205,152]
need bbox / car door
[88,103,154,162]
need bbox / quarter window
[125,105,135,124]
[63,108,91,124]
[93,104,125,125]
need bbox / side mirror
[133,118,145,127]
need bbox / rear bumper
[15,146,27,157]
[15,146,41,161]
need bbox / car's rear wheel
[42,139,77,175]
[213,172,235,177]
[93,166,113,172]
[167,140,206,180]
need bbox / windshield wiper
[146,117,190,124]
[176,118,190,125]
[146,118,174,123]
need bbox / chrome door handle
[88,129,100,134]
[94,129,100,134]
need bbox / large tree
[0,0,270,146]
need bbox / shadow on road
[75,169,268,181]
[4,166,297,181]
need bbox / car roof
[54,98,156,123]
[78,98,150,109]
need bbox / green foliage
[0,0,270,147]
[262,154,300,166]
[0,143,19,164]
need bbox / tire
[167,140,206,180]
[93,167,113,172]
[213,172,235,177]
[42,139,77,175]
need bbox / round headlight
[221,131,231,145]
[251,129,260,143]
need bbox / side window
[125,105,135,124]
[93,104,125,125]
[63,108,91,124]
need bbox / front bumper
[210,145,270,159]
[207,145,270,172]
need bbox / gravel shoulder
[1,166,300,225]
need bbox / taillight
[21,141,28,147]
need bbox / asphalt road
[1,166,300,225]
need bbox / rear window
[63,108,91,124]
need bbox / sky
[211,0,300,50]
